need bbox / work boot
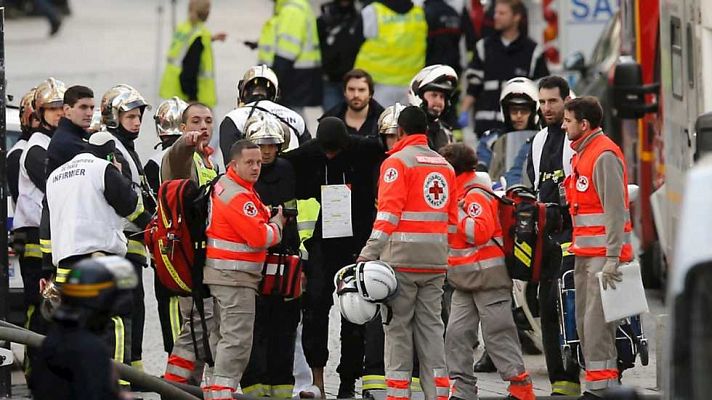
[337,377,355,398]
[473,350,496,373]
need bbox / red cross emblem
[384,167,399,183]
[429,181,444,200]
[243,201,258,217]
[423,172,448,209]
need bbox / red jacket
[360,134,457,273]
[205,168,282,276]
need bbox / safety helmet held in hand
[238,65,279,106]
[154,96,189,138]
[244,110,290,150]
[33,77,67,111]
[19,87,38,133]
[101,84,151,129]
[408,65,458,112]
[334,266,380,325]
[354,261,398,302]
[499,77,539,128]
[378,103,406,136]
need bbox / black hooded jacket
[319,98,385,138]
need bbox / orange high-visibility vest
[565,132,633,262]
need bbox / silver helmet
[378,103,406,136]
[101,84,151,129]
[244,111,290,151]
[154,97,189,138]
[19,87,38,133]
[33,77,66,111]
[238,65,279,106]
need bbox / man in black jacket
[283,117,385,398]
[46,85,94,176]
[317,0,364,111]
[424,0,464,75]
[461,0,549,137]
[320,69,384,138]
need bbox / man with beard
[320,69,384,138]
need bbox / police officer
[45,131,151,383]
[525,76,580,396]
[240,113,301,398]
[159,0,226,108]
[440,143,535,400]
[100,84,153,371]
[220,65,308,165]
[354,0,427,106]
[144,97,189,355]
[408,64,458,151]
[461,0,549,137]
[563,97,631,399]
[477,77,540,187]
[32,257,138,400]
[358,106,457,400]
[257,0,322,113]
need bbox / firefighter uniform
[445,171,534,400]
[161,136,218,385]
[565,129,632,395]
[359,133,456,400]
[160,20,216,107]
[201,168,284,399]
[257,0,322,108]
[354,1,427,105]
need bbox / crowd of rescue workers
[6,0,641,399]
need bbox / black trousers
[539,232,580,387]
[154,270,182,354]
[301,238,363,378]
[241,296,301,394]
[126,254,146,364]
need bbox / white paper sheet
[596,260,649,323]
[321,184,353,239]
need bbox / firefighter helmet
[101,84,151,129]
[154,97,189,138]
[334,266,380,325]
[19,87,38,133]
[408,65,458,112]
[500,77,539,128]
[238,65,279,106]
[378,103,406,136]
[33,77,67,111]
[244,110,290,150]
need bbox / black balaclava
[317,116,350,153]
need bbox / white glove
[601,258,623,290]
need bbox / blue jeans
[322,81,343,112]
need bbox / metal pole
[0,5,10,397]
[171,0,177,33]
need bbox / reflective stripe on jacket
[205,168,281,286]
[565,131,633,261]
[353,2,427,87]
[447,171,511,291]
[159,21,216,107]
[360,134,456,273]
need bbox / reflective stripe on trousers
[363,374,387,390]
[112,316,129,386]
[585,358,619,391]
[552,380,581,396]
[433,368,449,400]
[164,354,195,383]
[386,371,411,400]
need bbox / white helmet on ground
[499,77,539,128]
[354,260,398,302]
[334,266,380,325]
[408,64,458,111]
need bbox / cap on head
[316,117,349,152]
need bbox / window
[671,17,683,99]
